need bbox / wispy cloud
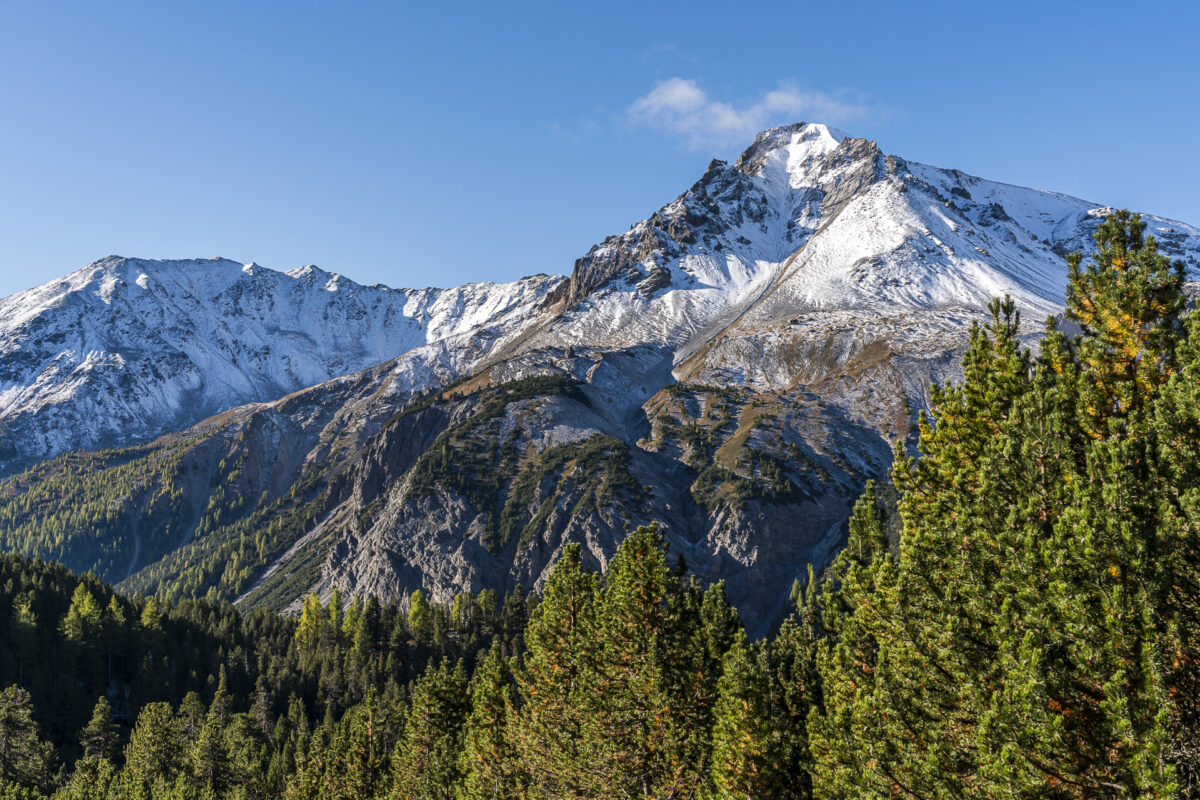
[627,78,870,151]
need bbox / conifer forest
[2,212,1199,799]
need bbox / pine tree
[581,524,714,798]
[457,643,520,800]
[1065,210,1185,439]
[698,581,741,694]
[808,482,903,799]
[224,712,272,800]
[512,544,597,800]
[1154,305,1200,791]
[56,758,120,800]
[250,674,275,735]
[679,577,742,782]
[0,685,55,794]
[123,700,184,796]
[343,690,391,800]
[766,565,821,800]
[191,719,232,796]
[810,213,1192,798]
[177,691,207,749]
[191,671,234,795]
[583,523,685,797]
[498,585,528,659]
[284,714,331,800]
[78,694,119,763]
[813,301,1053,797]
[391,659,470,800]
[1000,212,1184,794]
[706,632,783,800]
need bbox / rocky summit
[2,122,1199,631]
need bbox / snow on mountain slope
[0,256,562,472]
[538,123,1200,387]
[7,122,1196,479]
[5,121,1200,628]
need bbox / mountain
[2,123,1198,630]
[0,256,561,473]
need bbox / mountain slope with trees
[3,211,1199,797]
[3,125,1200,632]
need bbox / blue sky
[1,0,1198,298]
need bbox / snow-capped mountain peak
[734,121,848,184]
[3,123,1200,476]
[0,255,563,471]
[544,122,1200,395]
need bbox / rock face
[2,122,1200,630]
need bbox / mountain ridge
[0,254,564,473]
[3,122,1199,629]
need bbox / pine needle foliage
[810,211,1200,799]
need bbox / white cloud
[627,78,870,151]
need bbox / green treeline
[0,551,527,800]
[1,211,1199,798]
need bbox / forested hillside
[8,124,1200,631]
[2,212,1199,798]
